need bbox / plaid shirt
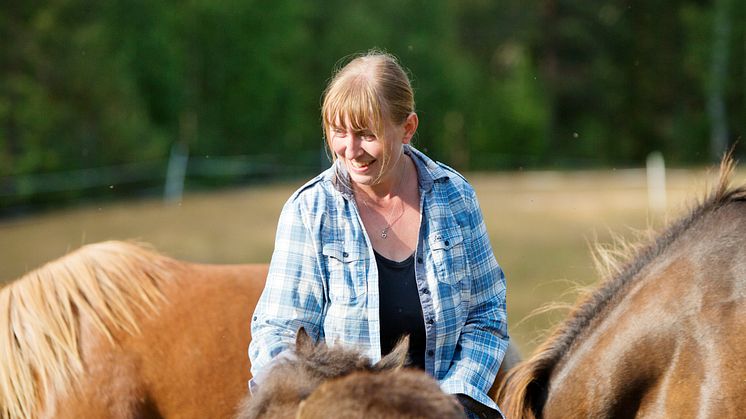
[249,145,508,414]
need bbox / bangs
[322,75,386,136]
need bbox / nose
[344,134,363,160]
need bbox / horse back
[47,261,268,419]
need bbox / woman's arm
[440,185,509,414]
[248,196,326,382]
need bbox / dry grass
[1,168,739,354]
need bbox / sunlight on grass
[1,168,740,354]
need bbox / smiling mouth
[350,160,375,169]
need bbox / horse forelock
[306,344,373,379]
[501,156,746,417]
[0,240,172,419]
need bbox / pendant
[381,228,389,239]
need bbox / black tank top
[375,250,426,370]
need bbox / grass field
[1,167,738,355]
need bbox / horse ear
[373,335,409,371]
[295,327,314,355]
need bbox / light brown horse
[497,159,746,418]
[1,241,519,418]
[0,241,266,419]
[237,328,466,419]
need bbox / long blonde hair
[321,51,415,183]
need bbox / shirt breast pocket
[429,227,470,286]
[322,243,366,303]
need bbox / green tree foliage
[1,0,744,189]
[1,1,158,176]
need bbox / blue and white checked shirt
[249,145,508,414]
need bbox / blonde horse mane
[0,241,174,419]
[497,156,745,418]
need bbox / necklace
[358,161,408,239]
[379,197,404,239]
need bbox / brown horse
[237,328,465,419]
[497,159,746,418]
[1,241,519,418]
[0,241,266,419]
[300,369,468,419]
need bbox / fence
[0,149,669,216]
[0,150,323,216]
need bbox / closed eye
[359,131,376,141]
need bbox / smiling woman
[248,51,509,419]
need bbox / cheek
[361,141,384,158]
[330,137,345,156]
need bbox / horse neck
[541,270,678,417]
[541,199,746,418]
[499,171,746,418]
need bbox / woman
[249,51,508,418]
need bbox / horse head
[293,327,410,381]
[236,327,410,419]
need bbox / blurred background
[1,0,745,354]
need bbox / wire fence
[0,151,323,216]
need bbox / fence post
[164,142,189,204]
[646,151,666,213]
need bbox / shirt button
[444,240,450,246]
[417,257,423,264]
[252,316,257,321]
[342,252,349,258]
[427,350,434,357]
[422,288,430,294]
[427,318,434,325]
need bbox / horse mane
[0,241,173,419]
[497,157,746,418]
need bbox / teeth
[351,161,370,168]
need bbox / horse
[237,328,466,419]
[1,240,519,418]
[497,158,746,418]
[0,240,267,419]
[299,369,467,419]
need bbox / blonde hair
[321,51,415,180]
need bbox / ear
[296,399,307,418]
[401,113,418,144]
[295,327,315,355]
[373,335,409,371]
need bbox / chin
[346,165,379,185]
[349,174,376,186]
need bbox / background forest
[1,0,745,212]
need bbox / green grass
[1,168,738,355]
